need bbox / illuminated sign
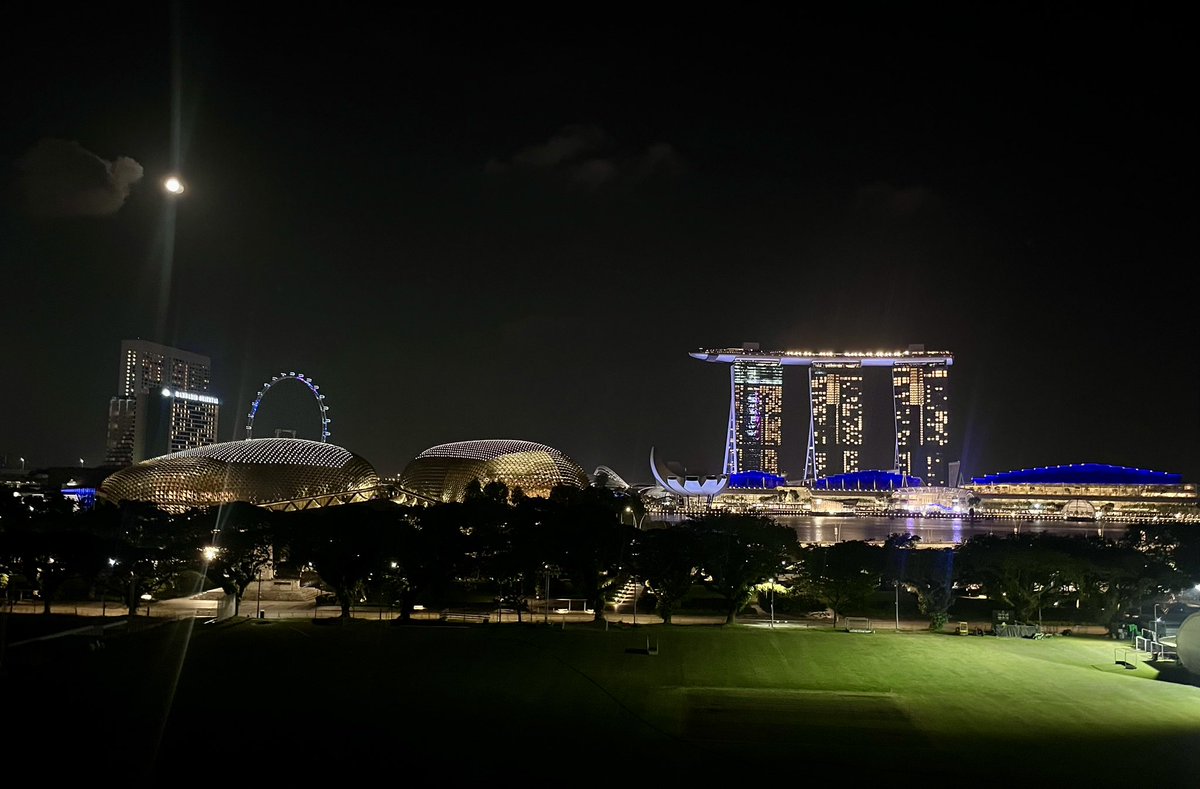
[160,388,220,405]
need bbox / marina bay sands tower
[691,343,953,485]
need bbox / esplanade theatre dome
[98,438,381,512]
[400,439,589,503]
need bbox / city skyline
[1,7,1195,483]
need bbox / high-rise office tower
[722,354,783,476]
[693,343,952,485]
[893,361,950,485]
[104,339,220,465]
[806,363,864,480]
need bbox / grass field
[4,616,1198,785]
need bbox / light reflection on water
[654,513,1116,545]
[777,515,1118,545]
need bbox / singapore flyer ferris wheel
[244,371,330,442]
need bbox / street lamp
[163,175,185,195]
[102,558,116,617]
[768,578,775,629]
[894,579,900,631]
[633,581,639,626]
[1153,602,1164,640]
[255,565,264,620]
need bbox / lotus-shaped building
[648,447,728,500]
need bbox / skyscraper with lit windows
[723,355,783,475]
[806,363,864,480]
[693,343,952,485]
[893,361,950,485]
[104,339,220,465]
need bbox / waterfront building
[400,439,589,503]
[893,362,951,485]
[724,355,783,476]
[964,463,1198,522]
[98,437,383,513]
[643,459,1198,523]
[808,363,863,479]
[104,340,220,465]
[692,343,953,484]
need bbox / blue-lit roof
[970,464,1182,486]
[728,471,787,489]
[813,470,922,490]
[61,487,97,509]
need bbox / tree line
[2,480,1197,628]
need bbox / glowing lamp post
[255,566,265,620]
[102,558,116,616]
[163,175,185,195]
[769,578,775,629]
[894,579,900,631]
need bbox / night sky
[2,6,1195,484]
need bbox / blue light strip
[969,463,1182,485]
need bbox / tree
[285,502,394,619]
[460,481,539,621]
[0,506,117,614]
[634,526,698,624]
[1072,534,1178,627]
[1125,522,1200,590]
[692,514,798,624]
[956,533,1082,623]
[463,478,485,501]
[882,533,955,630]
[902,548,956,631]
[544,485,632,621]
[380,501,469,620]
[193,502,276,615]
[798,540,884,627]
[482,480,510,504]
[105,501,209,617]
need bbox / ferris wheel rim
[244,371,331,442]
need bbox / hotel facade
[104,339,220,465]
[694,343,953,485]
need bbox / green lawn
[4,616,1198,784]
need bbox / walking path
[1,597,1112,635]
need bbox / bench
[440,611,491,623]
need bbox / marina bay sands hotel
[692,343,953,485]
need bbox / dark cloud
[571,157,619,188]
[15,138,144,217]
[854,182,937,218]
[487,126,684,188]
[511,124,609,168]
